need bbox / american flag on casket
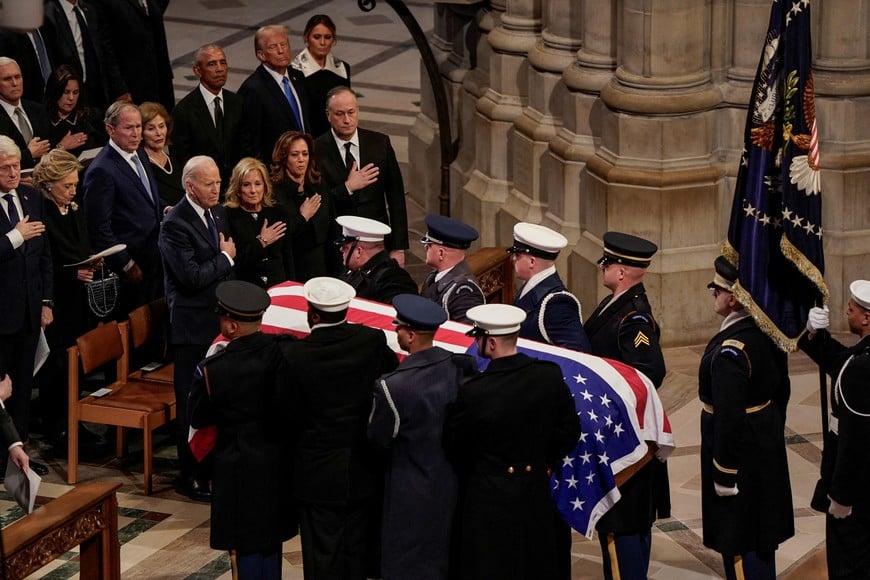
[191,281,675,539]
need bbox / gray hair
[194,43,224,67]
[0,135,21,158]
[254,25,289,52]
[182,155,216,187]
[0,56,19,69]
[104,100,141,128]
[325,85,356,111]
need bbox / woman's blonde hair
[32,149,82,195]
[224,157,274,208]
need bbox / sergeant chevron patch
[634,331,650,348]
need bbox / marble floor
[1,0,839,577]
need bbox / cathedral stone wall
[408,0,870,346]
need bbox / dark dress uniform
[446,353,580,580]
[514,271,591,352]
[280,320,399,580]
[189,331,297,555]
[699,315,794,575]
[420,260,483,324]
[800,330,870,579]
[341,249,417,304]
[369,346,478,580]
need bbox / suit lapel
[193,90,223,150]
[179,197,217,249]
[257,66,294,125]
[106,147,155,208]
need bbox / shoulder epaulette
[722,339,745,350]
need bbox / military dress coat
[420,260,484,324]
[340,250,418,305]
[585,282,668,534]
[368,347,478,580]
[188,332,298,552]
[514,272,591,352]
[699,315,794,555]
[446,353,580,580]
[801,331,870,513]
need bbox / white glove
[807,306,829,332]
[828,496,852,519]
[714,482,739,497]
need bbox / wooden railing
[467,246,514,305]
[1,482,121,579]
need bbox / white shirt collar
[291,48,349,79]
[198,83,223,105]
[184,193,211,227]
[0,100,22,118]
[311,320,346,331]
[719,310,751,332]
[331,129,359,153]
[518,265,556,299]
[108,139,140,166]
[434,264,455,283]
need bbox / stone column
[811,0,870,328]
[583,0,724,344]
[458,0,539,245]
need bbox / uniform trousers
[173,344,209,481]
[299,500,369,580]
[722,550,775,580]
[598,530,651,580]
[231,545,282,580]
[826,514,870,580]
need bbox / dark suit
[90,0,173,111]
[420,260,484,324]
[42,0,126,108]
[584,281,667,580]
[0,100,53,169]
[171,87,251,186]
[514,271,591,352]
[445,353,580,580]
[0,184,53,443]
[158,195,233,482]
[237,64,310,162]
[0,29,56,102]
[280,322,398,580]
[83,143,164,312]
[315,128,409,250]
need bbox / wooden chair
[127,298,174,384]
[67,321,176,495]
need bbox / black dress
[37,198,97,435]
[291,49,351,139]
[225,205,294,287]
[48,108,107,158]
[272,178,341,282]
[147,150,185,205]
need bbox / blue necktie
[132,153,157,206]
[281,76,304,132]
[205,209,218,246]
[3,193,20,227]
[74,6,100,86]
[30,30,52,82]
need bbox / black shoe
[174,476,212,502]
[29,460,50,476]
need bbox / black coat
[90,0,173,111]
[225,205,293,288]
[47,108,106,159]
[315,128,409,250]
[801,331,870,516]
[237,65,310,162]
[0,28,56,103]
[189,332,298,552]
[280,322,398,506]
[514,271,591,352]
[340,249,417,305]
[272,178,341,281]
[699,315,794,554]
[171,87,251,186]
[42,0,127,108]
[585,282,669,534]
[420,259,484,324]
[445,353,580,580]
[368,347,477,580]
[147,150,185,205]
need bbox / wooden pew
[466,246,514,304]
[1,482,121,579]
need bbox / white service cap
[508,222,568,259]
[336,215,391,243]
[464,304,527,337]
[850,279,870,310]
[303,277,356,312]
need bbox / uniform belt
[702,400,771,415]
[477,464,542,476]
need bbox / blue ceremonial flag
[724,0,828,352]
